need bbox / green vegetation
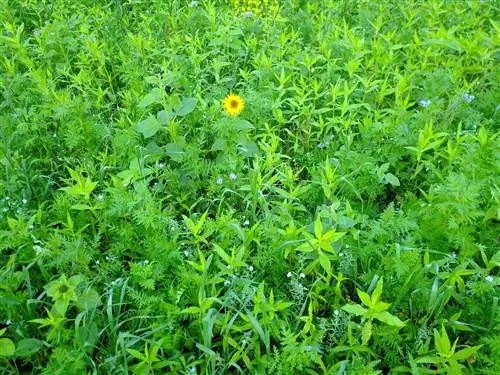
[0,0,499,374]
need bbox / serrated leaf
[181,306,201,315]
[137,115,161,138]
[176,97,197,116]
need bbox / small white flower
[305,345,313,351]
[485,275,493,283]
[189,1,198,7]
[184,250,189,257]
[5,320,11,326]
[5,197,9,201]
[2,207,8,212]
[334,309,339,316]
[226,264,231,269]
[317,142,326,149]
[463,92,475,103]
[97,194,104,201]
[216,176,224,185]
[158,162,165,169]
[28,224,34,230]
[228,173,237,181]
[144,260,149,265]
[339,252,343,257]
[22,198,28,204]
[33,29,41,37]
[419,99,432,108]
[287,272,293,278]
[245,11,253,17]
[248,265,254,272]
[96,260,100,265]
[299,272,306,278]
[224,280,231,286]
[243,219,250,226]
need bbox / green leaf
[357,289,372,307]
[371,277,384,304]
[384,173,400,186]
[450,345,482,361]
[164,143,185,161]
[138,88,163,108]
[415,356,441,364]
[362,320,372,344]
[314,216,323,239]
[0,338,15,357]
[318,251,331,275]
[210,138,226,151]
[137,115,161,138]
[374,311,405,327]
[234,119,255,131]
[342,303,368,317]
[176,97,197,116]
[15,338,44,357]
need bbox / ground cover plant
[0,0,499,374]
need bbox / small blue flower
[419,99,432,108]
[463,92,475,103]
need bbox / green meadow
[0,0,499,374]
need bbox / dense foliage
[0,0,499,374]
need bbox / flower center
[230,100,239,108]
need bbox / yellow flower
[223,93,245,117]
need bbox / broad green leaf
[415,356,440,364]
[137,115,161,138]
[157,110,174,124]
[164,143,184,161]
[0,338,15,357]
[384,173,400,186]
[176,97,197,116]
[213,244,232,265]
[138,88,163,108]
[357,289,372,307]
[374,311,405,327]
[314,216,323,239]
[318,251,331,275]
[210,138,226,151]
[15,338,44,357]
[450,345,482,361]
[362,320,372,344]
[371,277,384,304]
[342,303,368,317]
[234,119,255,131]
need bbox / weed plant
[0,0,499,374]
